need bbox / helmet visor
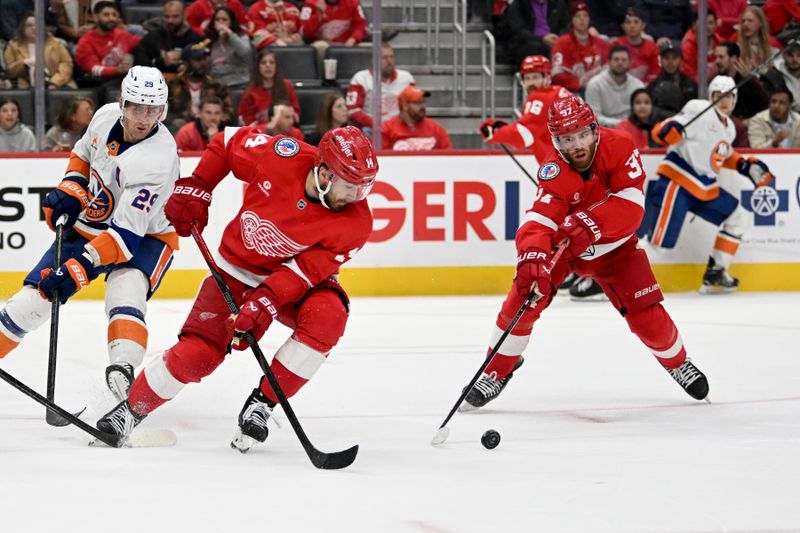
[328,171,375,203]
[553,125,596,151]
[123,102,164,119]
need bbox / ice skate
[664,359,709,400]
[105,363,135,402]
[700,258,738,294]
[460,357,525,411]
[96,400,145,444]
[569,276,608,302]
[231,388,276,453]
[557,272,579,295]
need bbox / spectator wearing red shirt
[764,0,800,36]
[75,1,141,81]
[176,95,225,152]
[248,0,302,49]
[381,86,452,151]
[708,0,747,40]
[612,7,660,84]
[185,0,251,35]
[551,2,609,93]
[238,49,300,129]
[299,0,367,45]
[681,8,722,82]
[614,88,659,149]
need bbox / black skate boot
[105,363,135,402]
[700,257,738,294]
[231,388,276,453]
[557,272,579,295]
[97,400,145,444]
[460,357,525,411]
[569,276,608,302]
[664,359,709,400]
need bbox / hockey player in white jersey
[0,66,180,400]
[638,75,774,293]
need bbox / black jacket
[133,22,204,75]
[647,71,698,119]
[497,0,570,46]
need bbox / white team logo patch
[539,162,560,181]
[240,211,308,258]
[274,138,299,157]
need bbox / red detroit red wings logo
[240,211,308,258]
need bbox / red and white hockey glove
[232,285,280,351]
[736,156,774,188]
[552,210,603,261]
[514,248,554,300]
[164,176,212,237]
[479,119,508,142]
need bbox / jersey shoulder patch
[538,161,561,181]
[274,137,300,157]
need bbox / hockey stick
[501,144,538,186]
[431,242,567,446]
[0,366,120,447]
[45,215,86,426]
[683,35,800,130]
[190,225,358,470]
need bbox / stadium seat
[121,5,162,26]
[46,90,98,127]
[272,47,320,85]
[325,47,372,85]
[295,87,342,127]
[0,89,35,128]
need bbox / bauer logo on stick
[274,138,300,157]
[539,162,560,181]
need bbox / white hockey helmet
[708,75,737,111]
[120,66,168,121]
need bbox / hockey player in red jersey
[463,95,709,410]
[478,55,571,163]
[97,126,378,451]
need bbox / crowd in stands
[489,0,800,151]
[3,0,800,153]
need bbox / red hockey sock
[258,358,308,403]
[625,304,687,369]
[128,372,170,416]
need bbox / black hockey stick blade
[310,444,359,470]
[46,405,87,427]
[0,367,121,447]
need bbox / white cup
[324,59,338,80]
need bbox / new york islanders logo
[84,168,114,222]
[538,162,560,181]
[274,138,299,157]
[240,211,308,258]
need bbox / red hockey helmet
[519,55,551,75]
[547,95,597,137]
[314,126,378,206]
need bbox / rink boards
[0,149,798,298]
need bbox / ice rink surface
[1,292,799,533]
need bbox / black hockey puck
[481,429,501,449]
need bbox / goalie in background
[638,75,774,293]
[0,67,180,402]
